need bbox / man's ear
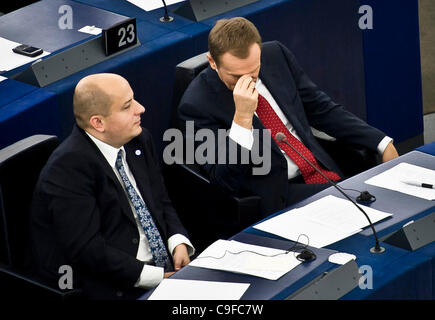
[89,115,105,133]
[207,52,218,71]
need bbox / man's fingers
[235,77,256,97]
[240,76,254,91]
[248,80,256,93]
[173,258,181,270]
[234,74,250,91]
[236,75,255,91]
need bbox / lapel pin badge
[135,149,141,156]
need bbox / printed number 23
[118,24,135,47]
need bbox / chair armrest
[175,162,262,226]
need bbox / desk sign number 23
[103,18,138,56]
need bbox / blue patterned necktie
[115,150,169,268]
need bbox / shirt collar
[86,132,125,168]
[255,77,262,89]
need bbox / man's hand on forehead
[232,75,258,129]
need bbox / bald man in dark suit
[31,73,194,299]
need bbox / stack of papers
[189,240,302,280]
[253,195,392,248]
[148,279,250,300]
[365,162,435,200]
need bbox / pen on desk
[401,179,434,189]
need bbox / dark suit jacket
[30,125,189,299]
[178,41,386,218]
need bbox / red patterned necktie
[256,94,340,184]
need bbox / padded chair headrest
[0,135,58,268]
[170,52,209,128]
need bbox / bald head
[73,73,128,129]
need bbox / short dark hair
[208,17,262,66]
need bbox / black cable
[194,234,316,262]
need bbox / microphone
[159,0,174,22]
[275,132,385,254]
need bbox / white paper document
[253,195,392,248]
[365,162,435,200]
[148,279,250,300]
[127,0,184,12]
[189,240,302,280]
[0,37,50,72]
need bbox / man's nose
[136,101,145,114]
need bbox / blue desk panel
[0,84,59,149]
[333,234,432,299]
[73,0,198,31]
[0,79,37,108]
[415,242,435,299]
[0,0,129,53]
[416,142,435,156]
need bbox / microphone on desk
[275,132,385,254]
[159,0,174,22]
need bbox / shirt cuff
[377,136,393,155]
[168,234,195,257]
[229,121,254,150]
[134,264,164,289]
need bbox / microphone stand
[275,132,385,254]
[159,0,174,22]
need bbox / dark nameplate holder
[102,17,138,56]
[173,0,259,22]
[381,211,435,251]
[11,19,140,88]
[286,260,360,300]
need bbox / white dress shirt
[86,133,194,289]
[229,78,393,179]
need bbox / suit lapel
[100,159,138,227]
[76,127,138,226]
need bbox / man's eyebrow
[122,98,133,107]
[228,64,260,77]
